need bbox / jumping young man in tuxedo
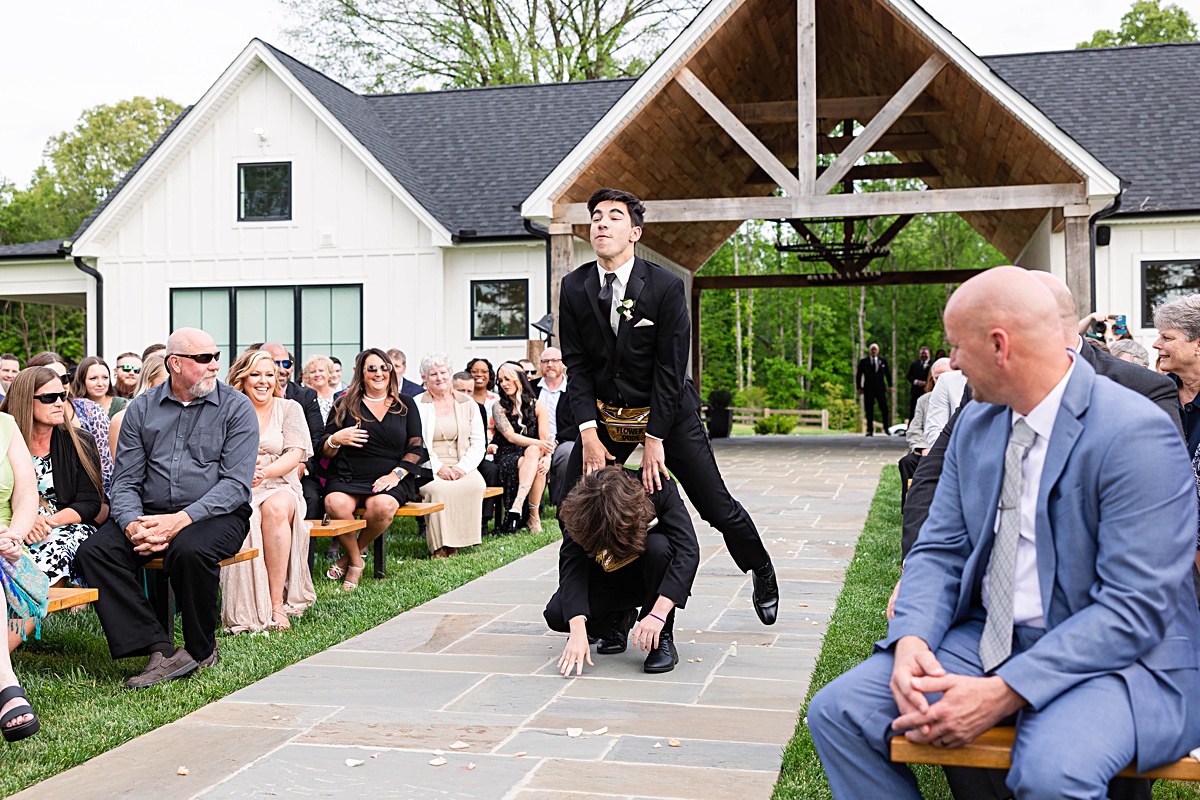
[557,187,778,636]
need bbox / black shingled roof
[36,39,1200,257]
[983,41,1200,216]
[0,239,69,260]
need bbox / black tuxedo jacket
[400,377,423,397]
[554,384,579,443]
[906,359,931,389]
[284,381,324,456]
[555,474,699,621]
[560,257,693,440]
[857,356,890,395]
[900,342,1183,559]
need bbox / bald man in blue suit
[808,267,1200,799]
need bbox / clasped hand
[437,465,465,481]
[126,511,191,554]
[0,526,21,563]
[24,515,55,545]
[889,635,1026,748]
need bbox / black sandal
[0,685,39,742]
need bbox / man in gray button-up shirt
[76,327,258,688]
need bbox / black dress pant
[898,451,921,510]
[908,388,923,421]
[75,505,251,662]
[544,531,676,634]
[562,406,768,573]
[944,764,1151,800]
[863,390,890,433]
[478,458,501,524]
[301,473,323,571]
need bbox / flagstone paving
[14,434,904,800]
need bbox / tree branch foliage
[281,0,705,90]
[1078,0,1198,48]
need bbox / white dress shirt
[924,369,968,449]
[598,257,636,336]
[538,375,567,440]
[982,353,1076,629]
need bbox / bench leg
[152,571,176,645]
[373,534,386,579]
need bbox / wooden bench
[306,519,367,538]
[342,502,445,579]
[891,726,1200,781]
[47,586,98,613]
[143,548,260,633]
[484,486,504,499]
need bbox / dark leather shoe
[752,561,780,626]
[596,609,637,654]
[643,631,679,673]
[499,511,522,534]
[124,647,198,689]
[199,642,220,669]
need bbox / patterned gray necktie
[598,272,617,336]
[979,418,1037,672]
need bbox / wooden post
[796,0,817,198]
[549,225,574,339]
[1063,212,1092,319]
[691,287,702,392]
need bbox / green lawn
[3,518,556,797]
[771,467,1200,800]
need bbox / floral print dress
[27,454,97,585]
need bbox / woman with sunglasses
[321,349,428,591]
[1,367,104,648]
[493,362,553,534]
[27,352,113,496]
[107,354,167,461]
[220,350,315,631]
[71,356,127,420]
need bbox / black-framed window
[1142,260,1200,327]
[471,279,528,340]
[238,162,292,221]
[170,284,362,379]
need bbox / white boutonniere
[618,298,635,322]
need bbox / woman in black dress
[492,362,552,534]
[321,348,427,591]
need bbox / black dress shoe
[499,511,521,534]
[596,609,637,654]
[643,631,679,673]
[752,561,780,626]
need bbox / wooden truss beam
[723,96,945,125]
[796,0,816,194]
[819,132,941,155]
[747,162,939,186]
[814,54,948,195]
[675,67,801,195]
[552,184,1086,225]
[693,268,990,291]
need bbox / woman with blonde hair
[302,354,338,425]
[220,350,315,631]
[415,353,486,558]
[492,361,552,533]
[107,353,166,460]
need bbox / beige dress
[221,398,316,633]
[420,396,486,553]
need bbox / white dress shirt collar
[1012,351,1076,439]
[598,256,636,287]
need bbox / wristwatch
[392,467,405,478]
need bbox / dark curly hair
[559,467,655,564]
[587,188,646,228]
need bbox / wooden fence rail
[728,406,830,430]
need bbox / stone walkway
[15,435,903,800]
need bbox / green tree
[0,96,184,245]
[1078,0,1198,48]
[281,0,705,90]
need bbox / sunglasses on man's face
[524,370,537,377]
[274,360,293,370]
[172,352,221,364]
[117,365,142,374]
[34,391,67,405]
[364,363,392,374]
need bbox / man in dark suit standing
[558,188,778,630]
[857,343,891,435]
[388,349,424,397]
[905,346,932,420]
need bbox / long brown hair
[559,466,655,563]
[331,348,408,427]
[70,356,115,400]
[1,367,105,497]
[496,362,537,432]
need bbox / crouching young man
[545,466,699,674]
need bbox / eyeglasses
[117,365,142,374]
[171,352,221,364]
[274,360,293,370]
[34,391,67,405]
[364,363,392,374]
[539,358,561,364]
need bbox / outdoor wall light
[252,127,268,143]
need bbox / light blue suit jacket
[884,355,1200,771]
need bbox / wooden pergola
[522,0,1120,381]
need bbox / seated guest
[321,348,427,591]
[492,362,552,533]
[922,365,966,451]
[109,354,166,460]
[263,343,323,521]
[1,368,103,591]
[809,268,1200,799]
[28,352,113,496]
[141,343,166,362]
[898,358,949,510]
[0,402,48,659]
[415,354,486,558]
[220,350,315,632]
[545,466,699,675]
[74,327,256,688]
[303,355,339,425]
[456,370,501,532]
[0,354,20,395]
[113,352,142,399]
[1109,339,1150,367]
[388,348,423,396]
[71,356,127,419]
[466,357,500,439]
[536,347,576,506]
[329,356,345,393]
[519,359,538,382]
[1,530,40,740]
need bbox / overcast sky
[2,0,1198,186]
